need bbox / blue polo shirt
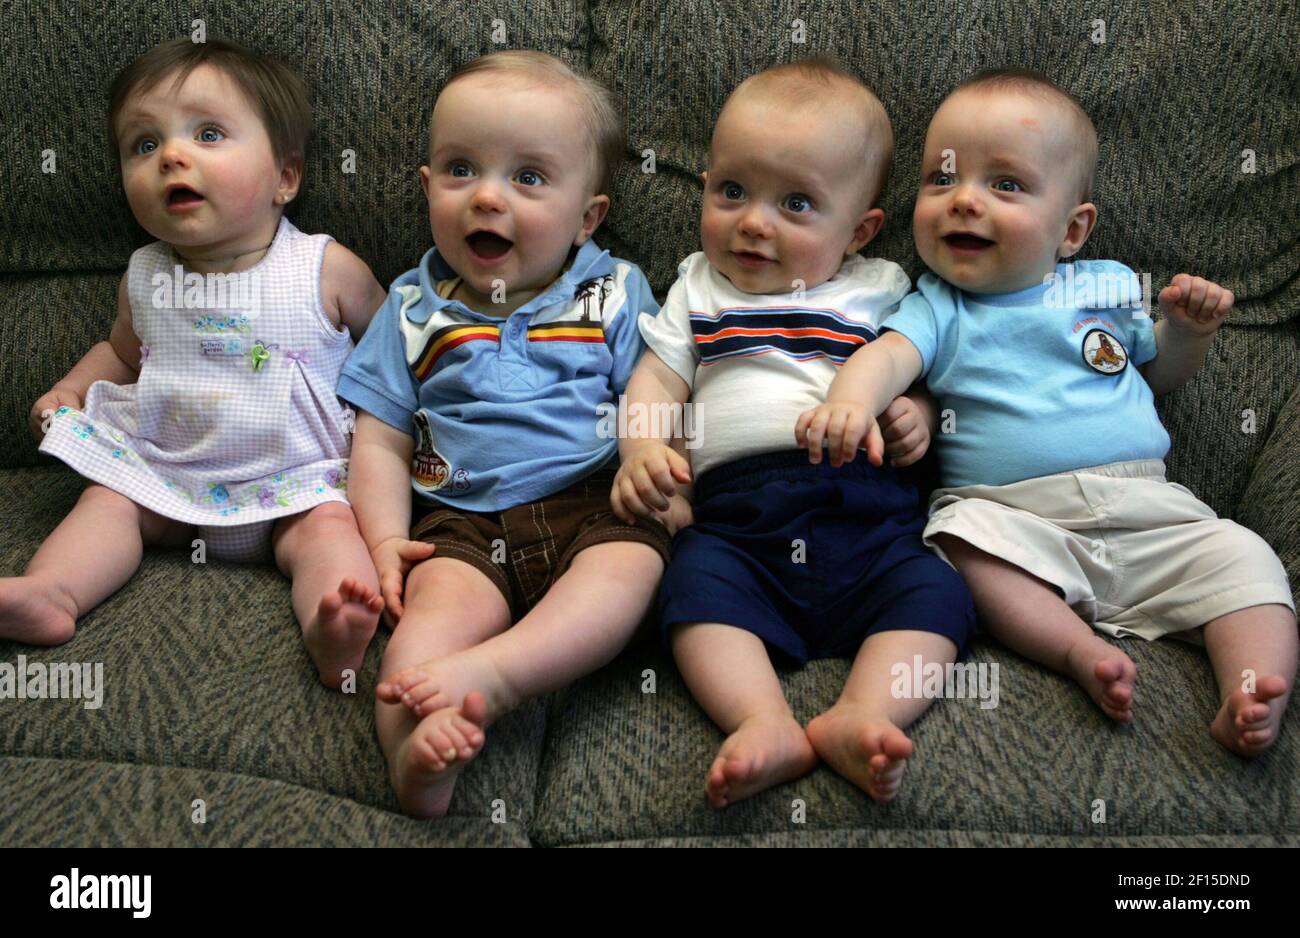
[337,239,657,511]
[882,260,1170,488]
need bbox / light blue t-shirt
[882,260,1170,488]
[337,239,657,512]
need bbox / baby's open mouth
[466,230,513,260]
[166,186,204,207]
[943,233,995,250]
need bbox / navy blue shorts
[659,450,976,666]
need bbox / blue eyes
[448,163,544,186]
[132,125,223,155]
[719,182,812,213]
[931,172,1024,193]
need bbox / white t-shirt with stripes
[638,251,911,479]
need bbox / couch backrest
[3,1,1295,323]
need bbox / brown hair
[949,67,1098,203]
[722,56,895,211]
[430,50,625,196]
[107,38,310,172]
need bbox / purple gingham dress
[39,217,355,558]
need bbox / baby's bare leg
[271,502,383,690]
[1203,604,1298,756]
[383,541,663,721]
[807,630,956,803]
[0,482,192,644]
[932,533,1136,722]
[672,622,816,808]
[376,556,512,818]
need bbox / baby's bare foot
[391,691,488,818]
[807,704,914,803]
[0,577,77,645]
[704,711,816,809]
[376,648,516,721]
[1210,676,1289,756]
[1066,636,1136,722]
[304,577,383,690]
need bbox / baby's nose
[738,206,773,237]
[158,139,190,170]
[470,181,508,212]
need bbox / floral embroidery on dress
[192,314,252,334]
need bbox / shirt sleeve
[637,272,699,389]
[605,263,659,396]
[336,285,420,435]
[880,287,942,377]
[1127,309,1159,366]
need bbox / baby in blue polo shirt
[802,68,1296,756]
[337,51,673,818]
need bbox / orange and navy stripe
[690,306,876,365]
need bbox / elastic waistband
[695,449,903,502]
[1044,458,1167,482]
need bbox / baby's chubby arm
[29,273,141,443]
[610,350,694,531]
[348,411,436,624]
[320,242,389,338]
[795,331,924,467]
[1140,274,1233,397]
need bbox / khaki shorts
[410,464,672,620]
[923,459,1295,642]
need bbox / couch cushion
[0,466,547,828]
[0,755,529,846]
[532,631,1300,845]
[590,0,1300,325]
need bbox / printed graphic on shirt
[411,411,470,492]
[1080,327,1128,375]
[689,307,877,365]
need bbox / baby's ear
[700,170,708,184]
[1058,202,1098,259]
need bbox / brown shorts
[409,464,672,619]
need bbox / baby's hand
[1158,274,1233,338]
[611,442,692,523]
[370,536,436,625]
[29,387,81,443]
[879,396,931,468]
[655,492,695,537]
[794,401,883,467]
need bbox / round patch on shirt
[1081,328,1128,375]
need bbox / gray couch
[2,1,1298,846]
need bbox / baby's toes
[450,714,484,748]
[414,735,448,771]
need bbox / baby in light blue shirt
[798,68,1296,757]
[886,258,1169,488]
